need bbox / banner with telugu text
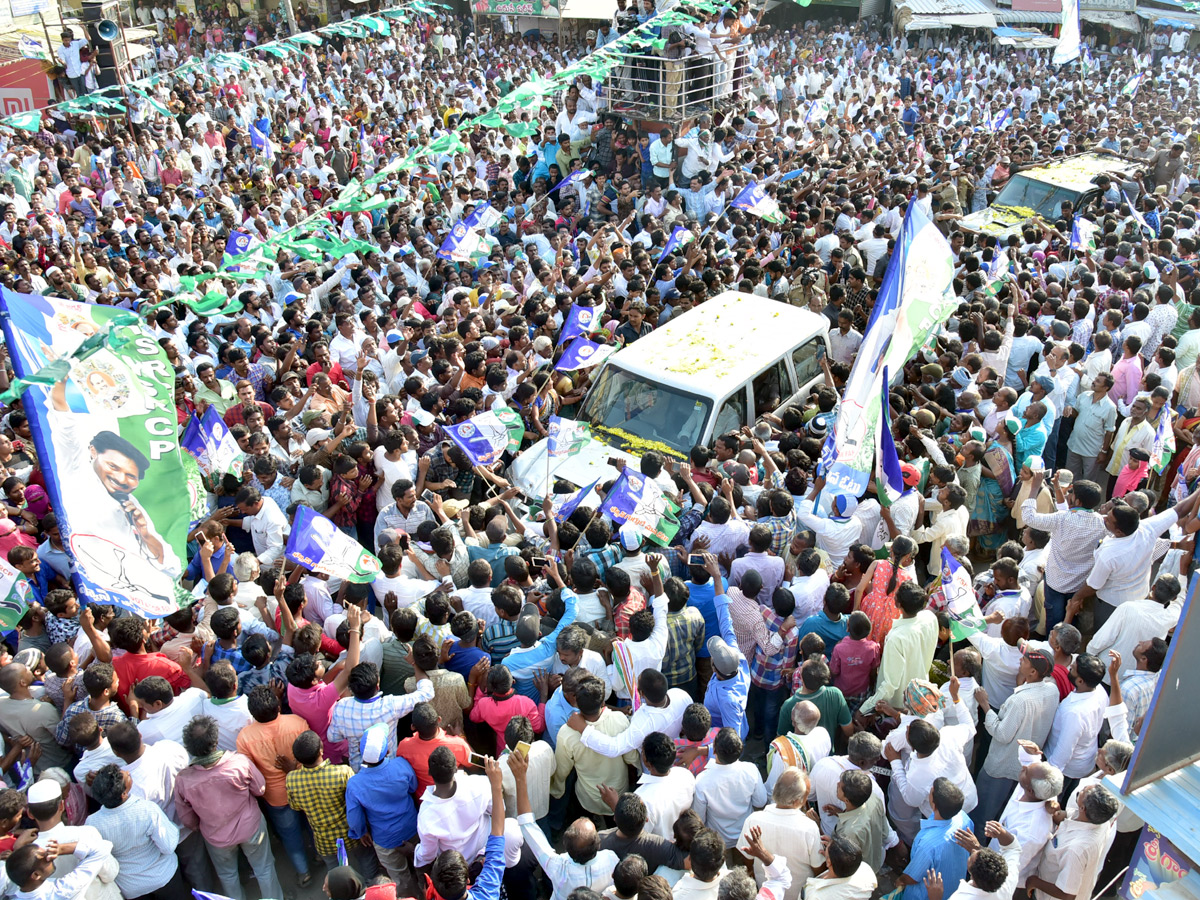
[0,289,191,617]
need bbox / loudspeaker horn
[96,19,120,41]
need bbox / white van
[509,292,831,500]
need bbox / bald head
[563,817,600,864]
[791,700,821,735]
[0,663,28,694]
[773,767,810,809]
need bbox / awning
[905,12,997,28]
[1080,9,1140,29]
[1137,7,1200,26]
[993,8,1061,23]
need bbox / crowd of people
[1,3,1199,900]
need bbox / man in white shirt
[1026,785,1121,900]
[571,668,689,759]
[1043,655,1108,791]
[738,767,823,900]
[232,488,290,567]
[694,728,767,848]
[1069,488,1198,631]
[631,731,695,842]
[803,834,878,900]
[930,821,1023,900]
[1084,574,1182,681]
[413,749,493,869]
[134,683,208,746]
[995,744,1063,888]
[56,31,90,96]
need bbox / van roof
[1019,152,1142,193]
[612,292,829,392]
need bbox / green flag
[1,111,40,132]
[0,559,31,629]
[504,121,540,138]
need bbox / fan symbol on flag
[454,224,467,238]
[578,346,594,358]
[579,310,593,325]
[459,423,476,438]
[626,474,644,492]
[233,235,250,252]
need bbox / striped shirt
[1019,502,1108,593]
[662,607,706,687]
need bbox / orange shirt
[235,713,311,806]
[396,731,472,796]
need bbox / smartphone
[515,741,531,760]
[687,553,706,568]
[421,489,437,504]
[607,456,622,468]
[531,557,549,570]
[397,533,410,551]
[468,751,489,768]
[816,343,826,361]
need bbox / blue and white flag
[1081,46,1097,79]
[443,408,524,466]
[286,506,381,583]
[249,123,275,161]
[180,407,245,478]
[437,203,503,261]
[552,169,588,194]
[731,181,786,225]
[556,336,615,371]
[990,109,1010,133]
[222,230,255,272]
[656,225,695,264]
[986,249,1009,281]
[554,477,599,523]
[547,415,591,457]
[1121,71,1145,96]
[876,366,905,508]
[1053,0,1081,66]
[779,168,806,184]
[826,202,957,499]
[1124,192,1157,237]
[941,548,985,640]
[557,303,602,346]
[603,469,679,545]
[803,98,832,125]
[1071,215,1097,251]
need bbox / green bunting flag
[290,32,324,45]
[1,111,40,132]
[504,120,540,138]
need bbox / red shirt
[113,652,190,712]
[468,689,545,754]
[396,731,472,796]
[305,360,349,391]
[1051,663,1073,701]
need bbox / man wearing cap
[693,553,750,741]
[796,476,863,568]
[345,724,420,896]
[25,777,121,900]
[971,648,1061,833]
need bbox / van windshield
[993,174,1083,221]
[577,365,711,458]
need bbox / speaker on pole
[81,0,128,90]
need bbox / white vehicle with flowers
[509,292,831,503]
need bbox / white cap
[27,780,60,804]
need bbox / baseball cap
[1033,375,1054,392]
[900,463,921,487]
[1024,647,1054,678]
[515,603,542,645]
[385,330,405,345]
[359,723,390,766]
[410,409,435,427]
[707,636,740,677]
[831,495,858,518]
[307,428,332,446]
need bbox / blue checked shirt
[327,679,435,771]
[504,589,579,700]
[749,609,798,691]
[1119,670,1159,726]
[212,642,255,676]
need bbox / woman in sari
[969,425,1017,555]
[853,535,917,645]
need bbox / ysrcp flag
[547,415,591,458]
[181,406,245,478]
[656,225,695,264]
[556,336,615,371]
[224,230,253,262]
[941,548,985,640]
[0,556,31,629]
[557,303,602,346]
[875,368,905,509]
[826,203,957,499]
[287,506,380,583]
[1053,0,1081,66]
[603,469,680,546]
[249,123,275,160]
[732,181,786,225]
[1071,215,1097,252]
[438,203,502,261]
[444,408,524,466]
[554,477,599,523]
[0,289,191,617]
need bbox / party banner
[286,506,381,583]
[1121,825,1193,900]
[0,289,190,617]
[473,0,559,14]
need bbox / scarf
[190,749,225,769]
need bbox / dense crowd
[0,4,1196,900]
